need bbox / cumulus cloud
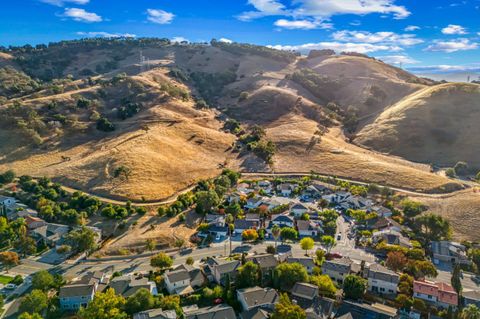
[269,42,399,54]
[63,8,102,22]
[274,19,332,30]
[376,55,419,65]
[425,39,477,52]
[77,31,136,38]
[238,0,410,27]
[441,24,468,35]
[404,25,420,31]
[147,9,175,24]
[171,36,189,43]
[40,0,89,6]
[332,30,423,46]
[219,38,233,43]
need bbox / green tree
[271,293,306,319]
[19,290,48,315]
[125,288,155,315]
[343,275,367,300]
[321,235,336,253]
[0,251,19,272]
[146,238,156,251]
[454,161,469,176]
[461,304,480,319]
[225,203,242,216]
[31,270,54,291]
[272,225,281,249]
[274,262,308,291]
[236,261,260,288]
[280,227,298,242]
[150,252,173,270]
[386,251,408,272]
[18,313,43,319]
[78,288,127,319]
[0,170,16,184]
[186,257,194,265]
[415,213,451,242]
[65,226,98,254]
[400,199,427,218]
[310,274,336,297]
[300,237,315,255]
[195,190,220,214]
[451,263,462,294]
[446,168,456,178]
[14,235,37,257]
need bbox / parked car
[325,252,342,260]
[4,284,17,290]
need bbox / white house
[321,258,356,284]
[245,196,265,210]
[277,183,296,197]
[234,219,259,236]
[0,195,16,216]
[164,268,193,295]
[297,220,322,237]
[365,263,399,296]
[271,214,294,228]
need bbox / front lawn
[0,274,13,284]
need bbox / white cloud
[239,0,410,26]
[441,24,468,35]
[425,39,478,52]
[40,0,89,6]
[219,38,233,43]
[237,0,286,21]
[408,64,480,73]
[274,19,332,30]
[376,55,419,65]
[405,25,420,31]
[171,36,189,43]
[269,42,399,54]
[147,9,175,24]
[77,31,136,38]
[63,8,102,22]
[332,30,423,46]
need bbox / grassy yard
[0,274,13,284]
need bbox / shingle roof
[237,286,279,308]
[322,258,353,273]
[184,304,236,319]
[367,264,399,283]
[234,219,258,230]
[291,282,319,300]
[215,260,240,274]
[165,269,190,283]
[133,309,177,319]
[287,256,316,269]
[59,284,95,298]
[297,220,318,231]
[240,308,271,319]
[247,254,278,269]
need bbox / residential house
[334,301,398,319]
[205,257,240,286]
[372,229,412,249]
[365,263,399,296]
[0,196,16,216]
[463,290,480,308]
[109,275,158,297]
[59,284,96,311]
[31,222,70,247]
[323,192,351,206]
[277,183,296,197]
[257,180,273,194]
[237,183,253,194]
[287,256,316,274]
[25,215,47,230]
[245,213,260,222]
[133,309,176,319]
[291,282,319,302]
[371,206,393,218]
[183,304,236,319]
[297,220,322,238]
[413,280,458,309]
[237,286,279,311]
[368,217,402,233]
[206,214,225,225]
[246,254,278,283]
[9,208,38,221]
[431,241,470,265]
[234,219,259,236]
[271,214,295,228]
[291,203,309,218]
[208,225,229,239]
[245,196,265,210]
[164,264,205,295]
[301,185,329,201]
[322,258,356,285]
[240,308,272,319]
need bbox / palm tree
[461,304,480,319]
[272,225,281,251]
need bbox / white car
[5,283,17,290]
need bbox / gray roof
[165,269,190,283]
[184,304,236,319]
[0,195,14,202]
[366,264,399,284]
[245,213,260,221]
[175,264,204,283]
[109,275,152,297]
[291,282,319,300]
[297,220,318,232]
[237,286,279,308]
[272,215,294,223]
[240,308,271,319]
[287,256,316,269]
[291,203,308,210]
[59,284,95,298]
[133,309,177,319]
[463,290,480,302]
[235,219,259,229]
[247,254,278,269]
[215,259,241,275]
[322,258,353,273]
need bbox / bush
[454,161,469,176]
[445,167,456,178]
[96,117,115,132]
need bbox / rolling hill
[0,39,470,201]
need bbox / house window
[428,295,432,299]
[380,288,385,292]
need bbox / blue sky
[1,0,480,74]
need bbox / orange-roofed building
[413,280,458,309]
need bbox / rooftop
[237,286,279,309]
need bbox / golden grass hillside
[355,83,480,168]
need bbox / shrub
[96,117,115,132]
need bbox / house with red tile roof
[413,280,458,309]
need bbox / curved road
[55,171,475,206]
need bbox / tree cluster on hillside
[211,39,298,63]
